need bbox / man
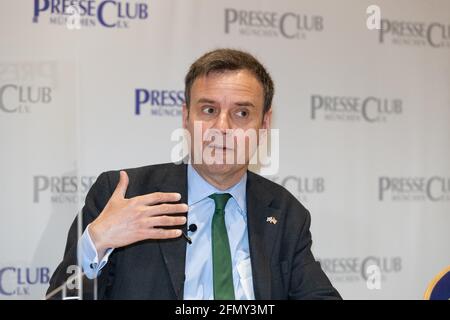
[47,49,341,300]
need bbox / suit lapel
[156,163,188,300]
[246,172,281,300]
[155,164,281,300]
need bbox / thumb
[112,170,129,199]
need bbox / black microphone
[188,224,197,233]
[182,224,197,244]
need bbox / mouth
[207,144,234,151]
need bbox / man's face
[183,69,272,178]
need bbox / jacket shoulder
[101,162,181,187]
[248,170,310,216]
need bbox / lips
[207,144,234,151]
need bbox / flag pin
[266,216,277,224]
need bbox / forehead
[190,69,264,102]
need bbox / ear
[262,107,272,130]
[182,103,189,129]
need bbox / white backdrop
[0,0,449,299]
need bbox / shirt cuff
[77,224,114,279]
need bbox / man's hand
[89,171,187,259]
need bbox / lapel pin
[266,216,278,225]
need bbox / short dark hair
[184,48,274,114]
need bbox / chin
[203,162,246,177]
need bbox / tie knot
[209,193,232,212]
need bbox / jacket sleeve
[46,171,116,300]
[288,209,342,300]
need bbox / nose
[214,110,232,133]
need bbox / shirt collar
[187,164,247,214]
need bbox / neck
[191,164,247,191]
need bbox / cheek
[240,119,262,133]
[202,123,217,144]
[186,119,212,143]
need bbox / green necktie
[209,193,235,300]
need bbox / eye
[202,106,216,115]
[236,109,249,118]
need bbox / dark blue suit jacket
[47,162,341,300]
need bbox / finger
[142,203,189,217]
[145,228,182,240]
[112,170,129,199]
[134,192,182,206]
[146,215,187,228]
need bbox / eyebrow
[196,98,216,105]
[234,101,256,108]
[196,98,256,108]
